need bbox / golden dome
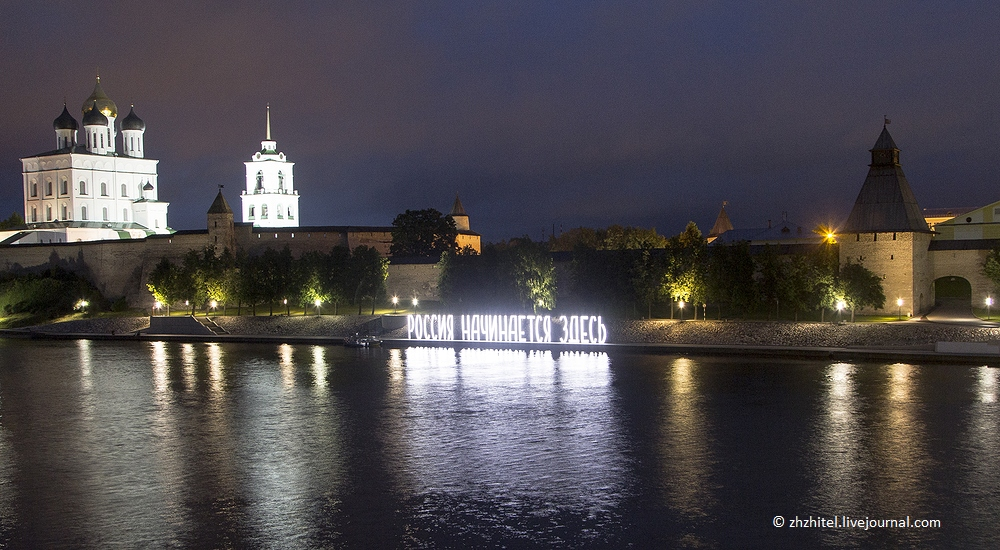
[81,76,118,119]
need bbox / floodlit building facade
[241,106,299,228]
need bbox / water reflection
[311,346,328,392]
[810,362,864,518]
[874,363,929,514]
[400,347,624,511]
[658,357,715,517]
[279,343,295,389]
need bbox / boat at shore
[344,333,381,348]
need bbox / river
[0,339,996,548]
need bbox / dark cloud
[2,1,999,241]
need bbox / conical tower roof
[451,194,468,217]
[208,189,233,214]
[708,202,733,237]
[841,126,929,233]
[53,104,79,130]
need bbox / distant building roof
[451,194,468,217]
[712,217,818,245]
[708,203,734,238]
[842,126,930,233]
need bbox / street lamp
[283,298,289,316]
[836,300,846,322]
[315,298,322,316]
[987,296,994,321]
[678,300,685,321]
[392,295,399,314]
[896,298,903,321]
[154,301,162,316]
[412,297,419,314]
[210,300,218,316]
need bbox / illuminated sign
[406,314,608,344]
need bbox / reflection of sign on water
[406,314,608,344]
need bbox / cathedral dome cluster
[18,76,170,240]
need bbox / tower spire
[266,103,271,140]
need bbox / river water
[0,339,997,548]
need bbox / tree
[839,262,885,321]
[390,209,458,257]
[984,247,1000,295]
[349,246,389,314]
[502,238,556,312]
[0,212,25,230]
[147,258,182,315]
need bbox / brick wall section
[839,231,934,315]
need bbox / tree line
[146,245,388,316]
[439,222,885,320]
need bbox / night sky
[3,1,999,242]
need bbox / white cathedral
[17,77,170,243]
[241,105,299,227]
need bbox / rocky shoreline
[11,315,1000,350]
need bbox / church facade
[17,77,170,244]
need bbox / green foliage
[550,225,668,251]
[0,212,25,230]
[390,208,458,257]
[838,262,886,321]
[984,247,1000,294]
[0,267,105,321]
[439,238,556,312]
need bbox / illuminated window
[103,207,108,221]
[46,181,53,196]
[261,204,268,219]
[121,184,127,197]
[278,171,284,191]
[249,206,255,218]
[30,182,37,197]
[256,171,263,192]
[61,180,68,195]
[46,206,52,221]
[81,206,88,220]
[31,207,37,222]
[62,205,68,220]
[123,209,128,221]
[101,182,108,196]
[80,181,87,195]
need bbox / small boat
[344,333,381,348]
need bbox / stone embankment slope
[14,315,1000,350]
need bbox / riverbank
[5,315,1000,364]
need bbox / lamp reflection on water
[311,346,328,392]
[207,343,224,394]
[181,343,197,391]
[877,363,928,513]
[809,362,863,523]
[659,357,715,517]
[77,339,93,392]
[279,344,295,390]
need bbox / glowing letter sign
[407,314,607,344]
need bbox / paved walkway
[923,298,1000,328]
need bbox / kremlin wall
[2,78,999,316]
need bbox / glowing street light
[315,298,322,316]
[283,298,289,316]
[210,300,218,316]
[392,295,399,314]
[412,297,419,314]
[836,300,846,323]
[153,300,162,316]
[987,296,994,321]
[678,300,685,321]
[896,298,903,321]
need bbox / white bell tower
[241,104,299,227]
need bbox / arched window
[278,171,284,191]
[249,206,255,218]
[30,182,37,197]
[288,207,292,219]
[80,181,87,195]
[277,204,283,219]
[46,181,53,196]
[123,209,128,221]
[102,207,108,221]
[121,184,127,197]
[61,179,68,195]
[81,206,88,221]
[62,205,68,220]
[101,182,108,196]
[31,207,37,222]
[46,206,52,221]
[256,171,264,192]
[261,204,268,219]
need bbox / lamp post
[987,296,994,321]
[154,301,162,316]
[412,297,419,314]
[392,296,399,314]
[678,300,685,321]
[896,298,903,321]
[283,298,289,316]
[315,298,322,316]
[836,300,846,323]
[210,300,218,317]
